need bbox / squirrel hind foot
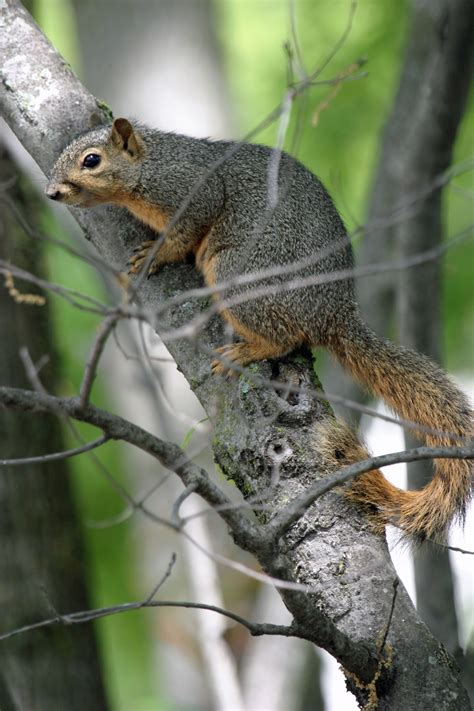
[211,339,293,377]
[128,240,160,275]
[314,418,369,468]
[211,343,242,377]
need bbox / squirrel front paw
[128,240,161,276]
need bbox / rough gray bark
[0,144,108,709]
[0,1,471,708]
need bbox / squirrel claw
[211,359,234,377]
[211,345,241,377]
[132,240,156,254]
[128,241,160,276]
[129,258,144,270]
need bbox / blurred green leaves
[219,0,473,368]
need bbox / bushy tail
[326,317,472,542]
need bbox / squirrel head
[45,118,144,207]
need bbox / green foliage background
[29,1,474,709]
[217,0,473,367]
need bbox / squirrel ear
[111,118,141,157]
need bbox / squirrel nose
[45,187,62,201]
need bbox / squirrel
[46,117,472,543]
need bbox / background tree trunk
[362,0,474,679]
[396,0,474,696]
[325,2,473,699]
[0,143,108,710]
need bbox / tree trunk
[0,143,108,710]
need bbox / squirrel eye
[82,153,101,169]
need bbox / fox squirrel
[46,117,472,542]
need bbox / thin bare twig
[19,346,51,395]
[132,161,473,323]
[0,598,296,644]
[0,261,109,315]
[309,0,358,79]
[0,385,260,552]
[0,192,122,280]
[79,312,120,408]
[144,553,177,603]
[0,435,109,466]
[171,482,199,527]
[19,347,143,512]
[179,527,312,593]
[132,1,363,287]
[311,59,365,127]
[267,90,293,210]
[197,342,470,444]
[431,542,474,556]
[160,227,472,344]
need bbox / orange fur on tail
[322,317,473,542]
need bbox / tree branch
[0,599,296,645]
[0,435,109,466]
[0,385,260,551]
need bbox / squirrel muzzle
[45,180,99,207]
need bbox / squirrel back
[46,118,473,542]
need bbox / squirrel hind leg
[211,339,294,376]
[212,308,304,376]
